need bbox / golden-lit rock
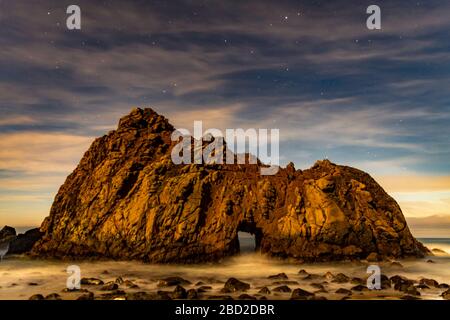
[31,108,429,262]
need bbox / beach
[0,236,449,300]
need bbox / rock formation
[0,226,43,256]
[31,108,429,262]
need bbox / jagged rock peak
[117,107,174,133]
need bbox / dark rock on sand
[100,282,119,291]
[157,276,191,287]
[197,286,212,293]
[302,274,321,280]
[28,282,39,286]
[156,290,172,300]
[426,259,435,263]
[404,286,420,296]
[366,252,379,262]
[298,269,309,277]
[311,283,325,290]
[351,285,368,291]
[172,285,187,299]
[81,278,104,285]
[273,285,291,293]
[115,277,124,285]
[258,287,271,294]
[332,273,350,283]
[62,288,89,293]
[381,274,391,289]
[29,294,45,300]
[335,288,352,295]
[187,289,198,299]
[30,108,429,263]
[390,275,413,290]
[238,294,257,300]
[291,288,315,300]
[438,283,449,289]
[45,293,62,300]
[324,272,334,281]
[100,290,127,300]
[441,289,450,300]
[268,273,288,280]
[223,278,250,292]
[126,292,154,300]
[419,278,439,288]
[77,292,94,300]
[122,280,139,288]
[415,284,430,290]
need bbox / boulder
[45,293,62,300]
[332,273,350,283]
[290,288,315,300]
[81,278,104,285]
[272,285,291,293]
[187,289,198,299]
[268,272,288,280]
[197,286,212,293]
[157,276,191,287]
[419,278,439,288]
[223,278,250,292]
[171,285,187,299]
[77,292,94,300]
[258,287,271,294]
[100,282,119,291]
[441,289,450,300]
[335,288,352,295]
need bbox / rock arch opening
[237,232,256,253]
[236,221,262,254]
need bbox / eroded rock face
[31,108,429,262]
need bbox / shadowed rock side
[31,108,429,262]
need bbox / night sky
[0,0,449,234]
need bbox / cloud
[0,132,93,173]
[406,215,450,238]
[0,0,449,228]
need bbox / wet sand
[0,251,449,300]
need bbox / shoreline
[1,253,449,300]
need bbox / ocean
[0,232,449,300]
